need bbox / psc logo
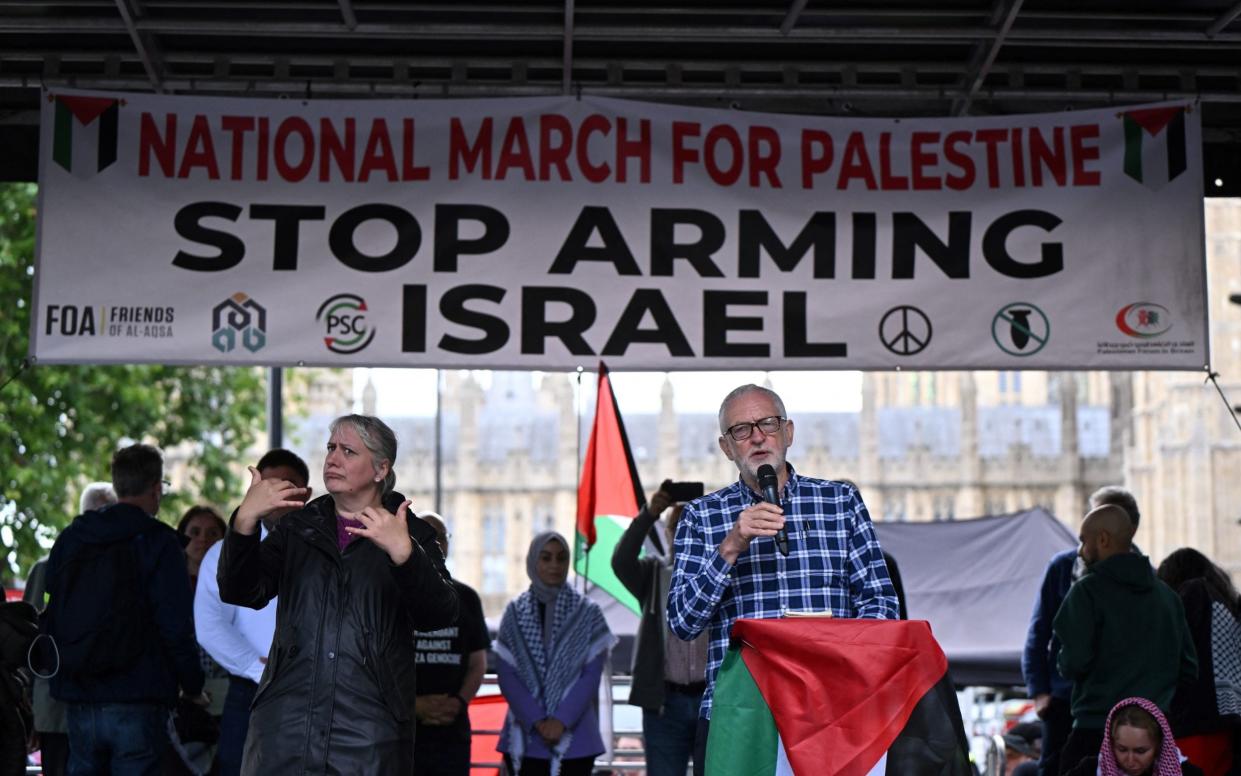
[1115,302,1172,338]
[211,293,267,353]
[316,293,375,354]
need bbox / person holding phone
[612,478,708,776]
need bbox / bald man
[1051,504,1197,775]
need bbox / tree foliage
[0,182,269,580]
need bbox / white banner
[32,90,1208,370]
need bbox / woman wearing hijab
[495,531,616,776]
[1065,697,1204,776]
[218,414,458,775]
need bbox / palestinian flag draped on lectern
[707,618,971,776]
[574,362,646,613]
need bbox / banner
[32,90,1208,370]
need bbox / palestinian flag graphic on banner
[574,361,646,614]
[707,618,971,776]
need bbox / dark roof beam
[562,0,574,95]
[337,0,358,31]
[1207,1,1241,37]
[113,0,165,93]
[953,0,1024,117]
[9,73,1241,105]
[3,16,1239,46]
[779,0,810,36]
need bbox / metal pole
[267,366,283,449]
[435,368,443,514]
[575,366,587,592]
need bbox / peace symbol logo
[879,306,932,356]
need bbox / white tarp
[32,90,1208,370]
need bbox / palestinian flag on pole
[707,618,971,776]
[574,361,645,614]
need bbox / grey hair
[717,384,788,433]
[1089,485,1140,529]
[329,414,397,494]
[79,482,117,513]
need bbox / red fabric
[1176,731,1233,776]
[575,362,641,548]
[57,95,117,125]
[467,694,509,775]
[733,618,948,776]
[1124,106,1183,136]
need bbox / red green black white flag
[574,361,646,613]
[51,94,121,177]
[707,618,971,776]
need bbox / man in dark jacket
[1052,504,1197,775]
[612,480,709,776]
[46,443,205,775]
[1022,485,1142,776]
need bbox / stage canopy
[874,506,1078,687]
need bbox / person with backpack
[44,443,205,776]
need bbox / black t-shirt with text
[414,579,489,699]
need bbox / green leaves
[0,183,267,579]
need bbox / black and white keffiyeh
[495,533,615,776]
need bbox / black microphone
[756,464,788,557]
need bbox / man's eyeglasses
[723,416,786,442]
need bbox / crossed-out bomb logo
[1115,302,1173,339]
[316,293,376,354]
[992,302,1050,357]
[211,293,267,353]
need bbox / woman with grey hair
[218,413,458,775]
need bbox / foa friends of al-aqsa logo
[43,303,175,338]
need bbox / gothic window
[482,511,507,594]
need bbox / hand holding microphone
[719,465,788,564]
[757,464,789,557]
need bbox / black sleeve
[217,509,285,610]
[147,529,205,696]
[611,506,659,600]
[457,583,491,653]
[882,551,908,621]
[391,513,458,631]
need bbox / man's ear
[718,436,736,461]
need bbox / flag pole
[575,365,589,594]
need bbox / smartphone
[665,481,704,503]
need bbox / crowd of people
[1024,487,1241,776]
[4,382,1239,776]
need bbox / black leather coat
[218,492,458,775]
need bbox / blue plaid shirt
[667,466,898,719]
